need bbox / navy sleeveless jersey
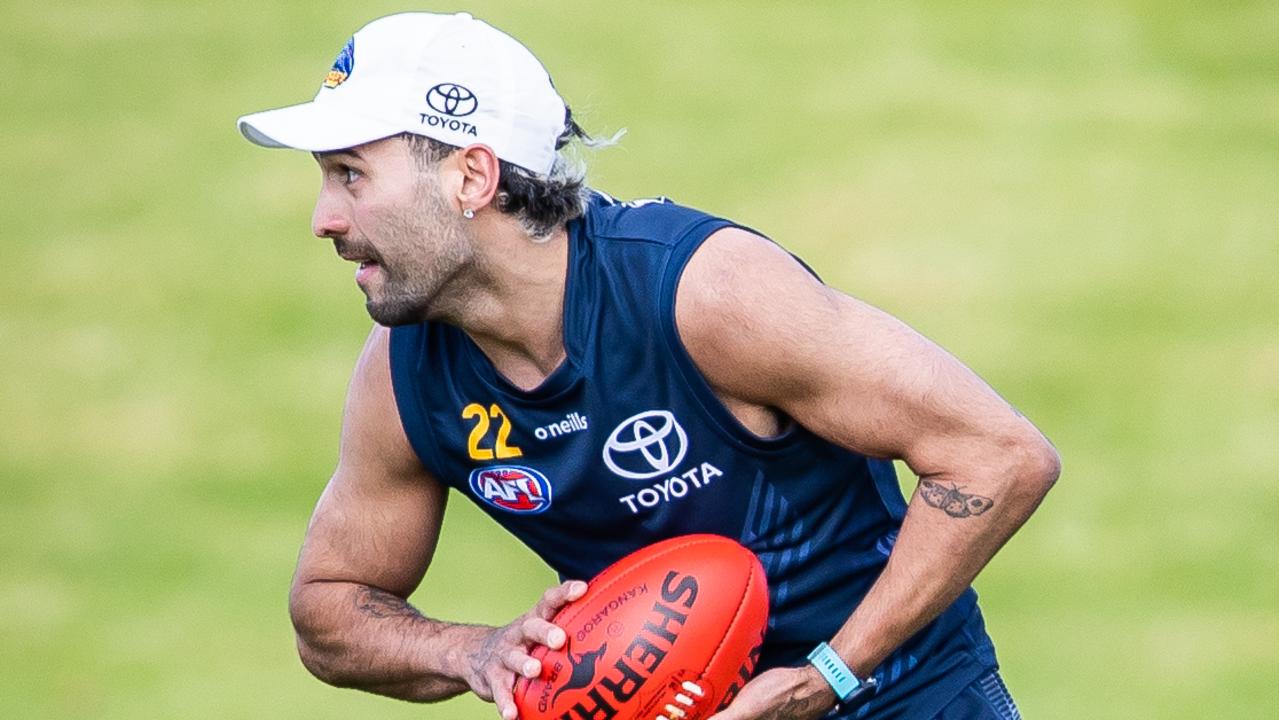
[389,193,998,718]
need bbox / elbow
[1007,430,1061,504]
[288,582,345,687]
[1040,442,1062,491]
[296,635,338,685]
[292,618,362,689]
[296,637,366,690]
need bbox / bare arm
[290,327,583,716]
[679,229,1061,718]
[289,325,467,699]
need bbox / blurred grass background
[2,1,1277,717]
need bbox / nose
[311,187,351,239]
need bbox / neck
[443,220,570,390]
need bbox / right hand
[463,579,589,720]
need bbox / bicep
[294,326,446,598]
[677,229,1037,476]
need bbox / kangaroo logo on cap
[426,83,479,117]
[323,37,354,89]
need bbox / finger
[521,616,567,650]
[565,579,588,601]
[487,667,519,720]
[502,646,543,679]
[533,580,587,620]
[471,675,495,703]
[533,580,588,620]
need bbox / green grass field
[3,1,1277,717]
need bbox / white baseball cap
[237,12,567,175]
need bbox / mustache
[332,237,384,264]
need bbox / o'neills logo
[553,571,698,720]
[536,412,590,441]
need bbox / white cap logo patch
[322,38,354,89]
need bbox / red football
[514,534,768,720]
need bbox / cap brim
[237,101,403,152]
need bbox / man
[238,11,1058,720]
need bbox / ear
[454,144,501,215]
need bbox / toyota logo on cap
[426,83,478,117]
[602,410,689,480]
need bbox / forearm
[290,579,488,701]
[831,448,1059,675]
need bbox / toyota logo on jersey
[469,466,553,514]
[602,410,689,480]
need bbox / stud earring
[462,208,475,219]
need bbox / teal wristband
[806,642,876,703]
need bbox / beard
[343,174,472,327]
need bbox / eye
[342,166,362,186]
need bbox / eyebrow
[313,147,365,162]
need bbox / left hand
[706,665,837,720]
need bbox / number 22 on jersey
[462,402,524,460]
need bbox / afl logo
[469,466,552,514]
[602,410,689,480]
[426,83,478,117]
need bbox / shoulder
[341,325,429,480]
[676,226,831,336]
[344,324,398,438]
[351,324,393,397]
[582,191,732,247]
[674,226,838,403]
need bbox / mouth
[354,259,381,286]
[334,241,383,286]
[336,249,374,263]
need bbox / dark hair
[401,108,598,240]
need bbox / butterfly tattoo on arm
[918,479,995,519]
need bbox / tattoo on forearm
[918,479,994,518]
[354,586,425,620]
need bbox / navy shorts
[929,670,1021,720]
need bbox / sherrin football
[514,534,769,720]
